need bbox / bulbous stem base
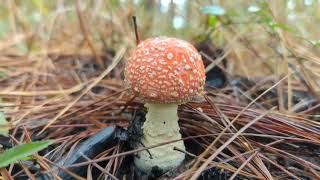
[134,103,186,173]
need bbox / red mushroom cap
[124,37,206,103]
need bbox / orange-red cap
[124,37,205,103]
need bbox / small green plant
[0,140,54,168]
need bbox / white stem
[134,103,186,172]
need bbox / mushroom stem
[134,103,186,172]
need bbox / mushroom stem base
[134,103,185,173]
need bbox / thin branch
[132,16,140,45]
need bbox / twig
[132,16,140,45]
[173,147,197,158]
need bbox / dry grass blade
[260,154,300,180]
[188,74,289,178]
[76,0,104,68]
[189,107,276,180]
[80,153,119,180]
[0,84,85,96]
[228,151,259,180]
[0,169,14,180]
[38,47,126,134]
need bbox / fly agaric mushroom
[124,37,205,172]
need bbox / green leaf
[208,15,219,27]
[201,5,225,16]
[0,140,54,168]
[0,112,9,137]
[20,156,35,161]
[310,40,320,47]
[0,71,7,78]
[268,21,291,31]
[256,11,273,24]
[256,13,292,32]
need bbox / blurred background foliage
[0,0,319,81]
